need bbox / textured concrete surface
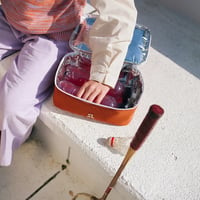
[1,1,200,200]
[38,1,200,199]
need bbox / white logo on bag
[87,113,94,119]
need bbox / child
[0,0,137,166]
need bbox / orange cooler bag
[53,15,151,126]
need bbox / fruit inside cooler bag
[53,15,151,126]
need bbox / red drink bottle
[101,95,118,108]
[58,80,80,95]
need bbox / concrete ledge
[35,112,143,200]
[1,1,200,199]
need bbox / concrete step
[1,1,200,200]
[0,131,91,200]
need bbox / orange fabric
[53,87,137,126]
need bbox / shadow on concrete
[135,0,200,79]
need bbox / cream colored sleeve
[88,0,137,88]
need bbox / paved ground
[0,131,89,200]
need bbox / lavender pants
[0,8,71,166]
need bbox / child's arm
[77,0,137,104]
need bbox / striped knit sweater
[1,0,137,88]
[1,0,86,41]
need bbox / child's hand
[76,80,110,104]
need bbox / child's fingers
[94,92,107,104]
[76,85,85,98]
[76,80,110,103]
[86,89,100,102]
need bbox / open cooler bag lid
[53,15,151,126]
[69,15,151,65]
